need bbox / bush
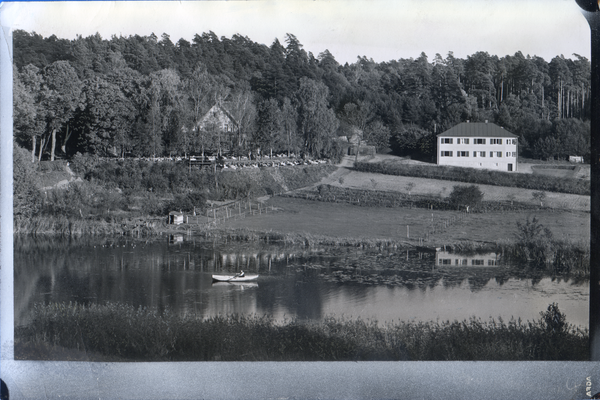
[14,143,43,218]
[137,193,164,216]
[70,152,101,177]
[514,216,555,266]
[447,185,483,211]
[41,181,126,219]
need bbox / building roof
[437,122,517,138]
[199,104,239,126]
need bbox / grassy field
[353,155,589,206]
[220,196,590,247]
[215,155,589,247]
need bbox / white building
[437,121,518,172]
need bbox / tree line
[13,30,591,163]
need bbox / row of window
[440,151,517,158]
[440,138,517,145]
[438,259,498,266]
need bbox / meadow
[220,196,590,248]
[354,160,590,195]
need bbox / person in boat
[237,270,245,278]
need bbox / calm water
[14,235,589,328]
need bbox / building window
[512,152,517,157]
[473,151,477,157]
[439,259,452,265]
[490,152,494,157]
[441,151,453,157]
[488,260,497,266]
[497,152,502,157]
[463,138,469,144]
[490,139,503,145]
[512,139,517,145]
[457,151,469,157]
[474,138,486,144]
[472,259,484,266]
[441,138,453,144]
[480,151,486,157]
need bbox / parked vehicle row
[221,159,328,169]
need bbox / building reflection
[435,250,500,267]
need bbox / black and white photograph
[2,0,600,398]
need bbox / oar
[226,272,242,282]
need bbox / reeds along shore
[15,302,588,362]
[13,215,162,236]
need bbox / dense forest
[13,30,592,163]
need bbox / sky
[0,0,592,64]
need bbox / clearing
[220,155,590,246]
[221,196,589,246]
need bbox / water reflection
[14,236,589,328]
[436,251,500,267]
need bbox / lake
[14,235,589,329]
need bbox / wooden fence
[419,211,470,245]
[172,199,278,227]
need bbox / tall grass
[15,302,588,361]
[200,228,403,249]
[13,215,162,236]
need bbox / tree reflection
[14,236,589,328]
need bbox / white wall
[438,137,518,172]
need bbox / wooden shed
[168,211,184,225]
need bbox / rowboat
[211,274,259,283]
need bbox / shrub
[514,216,555,266]
[70,152,101,177]
[138,193,164,216]
[41,181,127,219]
[14,143,43,218]
[447,185,483,211]
[532,191,547,206]
[540,303,567,335]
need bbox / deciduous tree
[294,77,339,157]
[41,60,84,161]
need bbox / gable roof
[198,104,239,127]
[437,122,517,138]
